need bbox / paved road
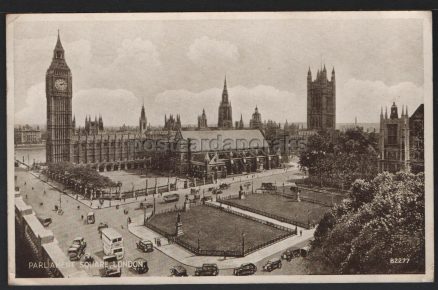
[16,165,309,277]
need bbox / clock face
[54,79,67,91]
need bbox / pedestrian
[77,205,80,210]
[25,194,28,199]
[43,190,46,195]
[157,238,161,247]
[32,187,34,190]
[24,182,26,185]
[300,230,302,237]
[81,215,83,220]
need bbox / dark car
[194,263,219,276]
[131,258,149,274]
[163,194,180,203]
[219,183,230,190]
[136,239,154,252]
[233,263,257,276]
[212,188,223,195]
[281,248,300,261]
[82,253,95,264]
[170,265,188,277]
[68,237,87,261]
[38,216,52,227]
[101,255,121,277]
[263,258,282,272]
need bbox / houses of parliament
[46,33,282,176]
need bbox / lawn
[298,188,345,206]
[225,193,330,226]
[147,205,290,253]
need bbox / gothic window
[387,124,398,145]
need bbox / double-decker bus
[101,228,124,260]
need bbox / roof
[178,129,268,152]
[101,227,122,239]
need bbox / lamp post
[241,232,245,256]
[197,230,200,251]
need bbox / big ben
[46,31,73,163]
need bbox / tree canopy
[299,128,379,189]
[47,162,117,189]
[311,171,425,274]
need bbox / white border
[7,11,434,285]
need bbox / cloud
[114,38,161,68]
[188,36,239,70]
[15,85,141,127]
[73,88,140,127]
[152,85,302,126]
[15,82,46,125]
[338,79,423,123]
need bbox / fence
[144,203,296,257]
[217,195,310,229]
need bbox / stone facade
[14,125,42,145]
[307,65,336,131]
[217,77,233,129]
[249,106,263,129]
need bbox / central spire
[222,75,229,103]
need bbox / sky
[10,13,427,127]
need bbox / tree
[310,171,425,274]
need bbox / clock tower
[46,31,73,163]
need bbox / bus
[101,228,124,260]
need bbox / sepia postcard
[6,11,433,285]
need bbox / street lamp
[197,230,200,251]
[241,231,245,255]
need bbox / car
[136,239,154,252]
[131,258,149,274]
[281,248,301,261]
[170,265,188,277]
[263,258,282,272]
[98,222,108,234]
[68,237,87,261]
[194,263,219,276]
[219,183,230,190]
[38,216,52,227]
[163,193,180,203]
[212,188,223,195]
[82,253,95,264]
[101,255,121,277]
[86,212,95,224]
[233,263,257,276]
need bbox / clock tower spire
[46,31,73,163]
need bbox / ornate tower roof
[222,76,229,103]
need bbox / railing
[205,202,296,233]
[217,196,310,229]
[145,203,296,257]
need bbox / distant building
[14,125,42,145]
[235,114,244,129]
[84,115,104,135]
[249,106,263,129]
[164,114,181,131]
[378,102,424,173]
[409,104,424,173]
[139,102,148,133]
[307,65,336,131]
[197,109,208,130]
[217,77,233,129]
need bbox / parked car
[131,258,149,274]
[163,193,180,203]
[87,212,95,224]
[136,239,154,252]
[263,258,282,272]
[281,248,301,261]
[139,202,153,209]
[194,263,219,276]
[68,237,87,261]
[101,255,121,277]
[98,222,108,235]
[233,263,257,276]
[212,188,223,195]
[170,265,188,277]
[38,216,52,227]
[219,183,230,190]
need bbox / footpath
[127,201,314,269]
[26,166,300,210]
